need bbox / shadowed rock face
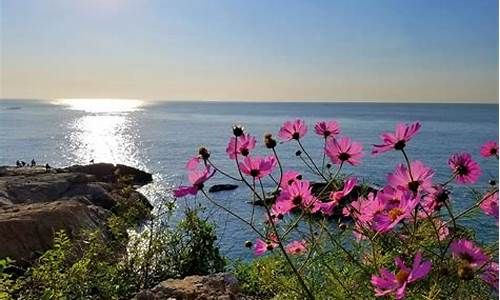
[0,163,152,264]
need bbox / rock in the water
[133,273,251,300]
[0,200,109,264]
[208,184,239,193]
[0,164,153,263]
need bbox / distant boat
[4,106,21,110]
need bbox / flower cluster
[172,119,498,299]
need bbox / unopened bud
[244,240,253,248]
[198,147,210,160]
[295,150,302,156]
[233,125,244,137]
[264,133,277,149]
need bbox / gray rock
[208,184,239,193]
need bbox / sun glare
[56,98,143,113]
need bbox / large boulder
[133,273,252,300]
[0,164,153,263]
[0,200,109,264]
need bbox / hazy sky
[1,0,498,102]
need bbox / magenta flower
[373,191,420,233]
[448,153,482,184]
[276,180,319,213]
[371,251,431,299]
[285,240,307,256]
[325,136,364,166]
[226,134,257,159]
[480,191,499,224]
[450,240,489,268]
[314,120,340,138]
[280,170,302,188]
[186,156,202,170]
[239,156,277,178]
[254,233,278,256]
[387,161,435,194]
[372,122,421,156]
[173,167,215,197]
[480,141,499,158]
[278,119,307,141]
[320,177,357,216]
[481,262,499,291]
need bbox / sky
[0,0,498,102]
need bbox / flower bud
[198,147,210,160]
[489,179,496,186]
[339,223,347,231]
[244,240,253,248]
[264,133,277,149]
[326,163,332,169]
[295,150,302,156]
[232,125,244,137]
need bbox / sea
[0,99,498,260]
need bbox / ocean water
[0,100,498,260]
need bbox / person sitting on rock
[16,160,21,168]
[45,163,51,170]
[31,159,36,167]
[21,161,26,167]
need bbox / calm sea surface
[0,100,498,260]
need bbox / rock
[133,273,252,300]
[208,184,239,193]
[0,200,109,264]
[0,164,153,264]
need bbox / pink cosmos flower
[314,120,340,138]
[480,191,499,224]
[276,180,319,213]
[448,153,482,184]
[325,136,364,166]
[420,185,450,216]
[278,119,307,141]
[343,193,385,240]
[320,177,357,216]
[372,191,420,233]
[285,240,308,256]
[254,233,278,256]
[450,240,489,268]
[371,251,431,299]
[173,167,215,197]
[239,156,277,178]
[387,161,435,194]
[280,170,302,188]
[186,156,202,170]
[372,122,421,156]
[481,262,499,291]
[269,200,291,223]
[480,141,499,158]
[226,134,257,159]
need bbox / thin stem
[207,158,242,181]
[297,139,328,181]
[321,137,327,173]
[400,148,414,181]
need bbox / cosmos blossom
[254,233,279,256]
[372,191,420,233]
[371,251,431,299]
[239,156,277,178]
[325,136,364,166]
[173,167,215,197]
[343,193,385,240]
[450,240,489,268]
[479,191,499,224]
[285,240,308,255]
[372,122,421,155]
[314,120,341,138]
[276,180,319,213]
[480,141,499,158]
[320,177,357,216]
[280,170,303,189]
[481,262,499,291]
[278,119,308,141]
[226,133,257,159]
[448,153,482,184]
[387,161,435,194]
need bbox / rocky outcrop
[133,273,252,300]
[208,184,239,193]
[0,163,153,263]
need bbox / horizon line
[0,98,498,104]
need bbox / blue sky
[1,0,498,102]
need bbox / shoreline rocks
[0,163,153,264]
